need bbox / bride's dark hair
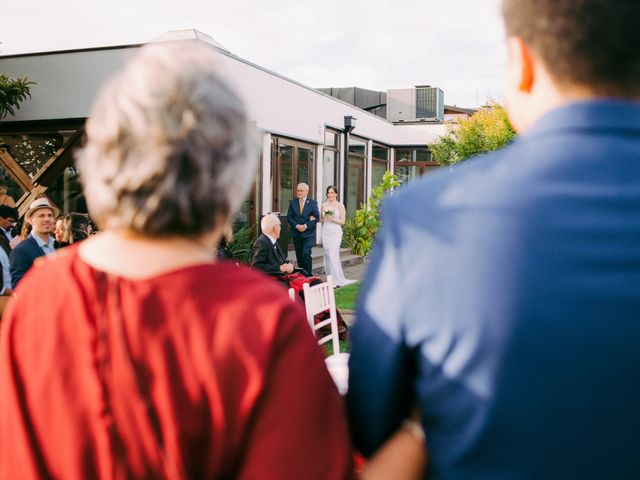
[326,185,338,198]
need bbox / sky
[2,0,507,108]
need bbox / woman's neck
[78,229,220,279]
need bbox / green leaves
[0,74,35,120]
[430,102,516,166]
[344,170,402,256]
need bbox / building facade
[0,30,445,235]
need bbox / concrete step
[285,246,364,276]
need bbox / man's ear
[507,36,535,93]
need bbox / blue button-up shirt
[31,231,56,256]
[347,100,640,479]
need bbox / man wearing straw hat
[10,198,59,288]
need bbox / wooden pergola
[0,120,85,217]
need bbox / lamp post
[343,115,356,211]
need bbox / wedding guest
[54,214,70,249]
[287,183,319,275]
[0,41,352,479]
[0,183,16,208]
[251,213,294,278]
[321,185,356,287]
[9,197,58,288]
[348,0,640,478]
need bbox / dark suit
[251,234,288,277]
[10,236,46,288]
[287,197,319,276]
[0,235,11,293]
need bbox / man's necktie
[274,243,284,263]
[299,199,304,214]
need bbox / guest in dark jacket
[10,198,58,288]
[251,213,294,277]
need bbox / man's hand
[309,216,316,222]
[296,224,307,232]
[280,262,294,273]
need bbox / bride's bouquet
[324,208,335,217]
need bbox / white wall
[0,41,441,148]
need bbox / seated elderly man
[251,213,294,277]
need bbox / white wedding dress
[321,206,356,287]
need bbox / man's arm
[347,204,414,457]
[250,239,283,276]
[9,248,31,290]
[286,201,297,230]
[306,200,320,230]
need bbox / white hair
[260,213,280,235]
[77,41,256,236]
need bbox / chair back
[302,275,340,355]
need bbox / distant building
[0,30,446,239]
[388,85,445,122]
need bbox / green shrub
[341,217,356,249]
[228,225,254,263]
[349,171,401,256]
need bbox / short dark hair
[502,0,640,97]
[0,205,17,220]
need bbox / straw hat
[25,198,59,220]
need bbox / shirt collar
[525,99,640,140]
[31,231,55,250]
[265,233,278,245]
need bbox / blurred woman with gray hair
[0,41,352,479]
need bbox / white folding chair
[302,276,350,394]
[303,276,340,354]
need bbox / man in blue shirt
[10,198,58,288]
[348,1,640,478]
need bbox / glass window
[297,147,313,190]
[46,165,87,214]
[277,144,294,213]
[372,160,387,188]
[0,165,26,205]
[348,138,366,156]
[323,149,337,195]
[324,130,337,147]
[415,149,432,161]
[395,148,413,162]
[0,132,76,177]
[395,164,422,184]
[372,146,389,161]
[346,155,365,218]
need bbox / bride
[320,185,356,287]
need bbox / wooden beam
[32,128,83,186]
[0,150,35,192]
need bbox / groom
[287,183,319,276]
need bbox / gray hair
[77,41,256,236]
[260,213,280,234]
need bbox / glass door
[271,137,315,214]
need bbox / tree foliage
[0,74,35,120]
[430,103,516,166]
[343,170,402,256]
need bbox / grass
[334,281,361,311]
[324,339,350,356]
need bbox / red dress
[0,247,353,479]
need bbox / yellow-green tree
[430,103,516,166]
